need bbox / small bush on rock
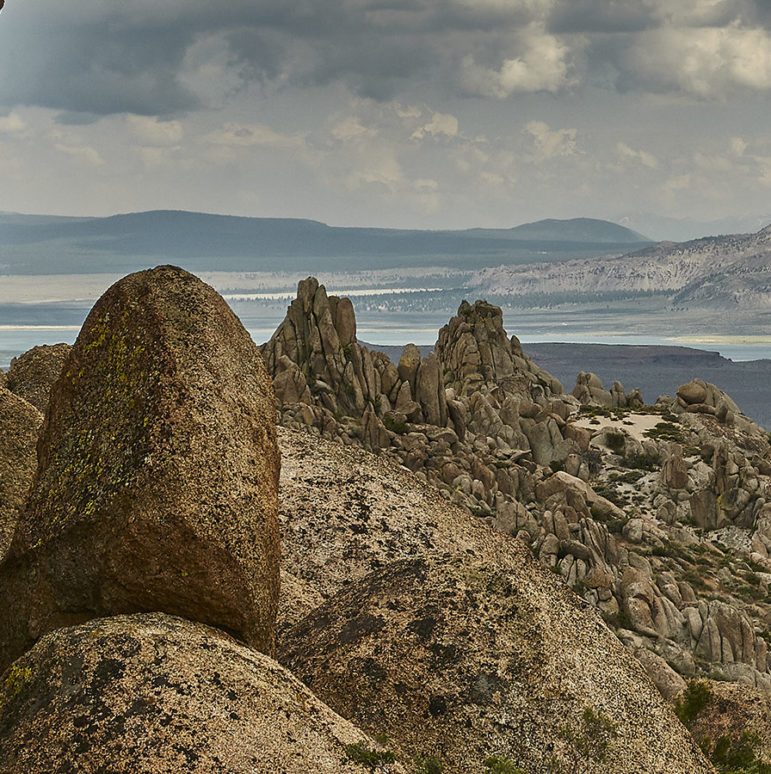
[414,753,444,773]
[344,741,397,769]
[673,681,712,727]
[483,755,526,774]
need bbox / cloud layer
[0,0,769,232]
[3,0,771,117]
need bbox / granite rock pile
[264,279,771,696]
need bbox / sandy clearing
[573,412,667,442]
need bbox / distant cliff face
[470,224,771,309]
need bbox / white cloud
[523,120,577,160]
[617,142,659,168]
[460,27,574,97]
[127,115,183,146]
[355,156,404,189]
[55,143,104,166]
[729,137,748,156]
[331,116,376,142]
[206,122,305,149]
[395,104,422,120]
[627,24,771,98]
[0,113,26,134]
[411,112,459,140]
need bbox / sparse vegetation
[604,431,625,453]
[645,421,685,443]
[620,451,659,471]
[551,706,618,773]
[699,731,771,773]
[608,470,644,484]
[383,414,408,434]
[673,681,712,727]
[414,753,444,774]
[601,608,632,631]
[344,741,397,769]
[483,755,526,774]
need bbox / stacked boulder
[6,343,72,413]
[0,267,402,773]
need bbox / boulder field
[0,268,758,771]
[265,278,771,699]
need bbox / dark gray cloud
[0,0,563,115]
[548,0,654,34]
[1,0,770,117]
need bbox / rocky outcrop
[278,427,712,773]
[266,281,580,525]
[0,613,405,773]
[677,378,741,424]
[6,343,71,413]
[0,388,41,562]
[0,266,281,672]
[266,282,771,695]
[261,277,389,419]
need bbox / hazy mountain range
[472,224,771,309]
[0,211,652,275]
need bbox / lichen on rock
[0,266,281,672]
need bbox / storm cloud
[0,0,769,233]
[2,0,768,117]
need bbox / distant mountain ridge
[0,210,652,275]
[471,223,771,309]
[492,216,650,243]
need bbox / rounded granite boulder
[0,613,404,773]
[6,343,72,414]
[281,552,713,773]
[0,266,280,671]
[0,388,41,562]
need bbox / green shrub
[414,754,444,774]
[645,421,685,443]
[621,452,659,471]
[554,706,618,772]
[483,755,526,774]
[605,431,626,453]
[702,731,771,773]
[601,608,632,631]
[383,414,408,435]
[673,681,712,727]
[345,741,397,769]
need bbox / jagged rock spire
[436,299,563,401]
[262,277,392,418]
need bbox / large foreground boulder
[277,428,712,772]
[0,389,41,561]
[282,553,712,773]
[0,613,404,773]
[6,343,71,413]
[0,266,280,672]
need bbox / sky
[1,0,770,237]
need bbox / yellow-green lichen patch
[0,663,32,711]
